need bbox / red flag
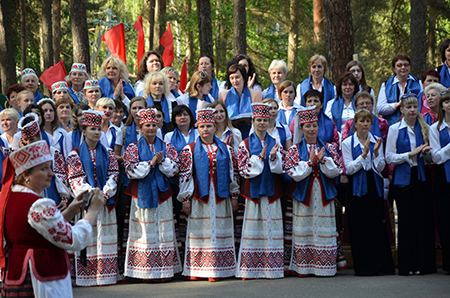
[102,23,127,64]
[159,23,174,67]
[39,60,68,92]
[179,59,187,94]
[133,16,145,65]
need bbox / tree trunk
[197,0,214,57]
[184,0,194,72]
[233,0,246,55]
[153,0,166,52]
[313,0,324,42]
[324,0,354,83]
[0,0,16,94]
[288,0,300,76]
[215,0,228,72]
[145,0,155,51]
[410,0,427,77]
[70,0,90,73]
[53,0,61,64]
[428,8,437,66]
[20,0,27,70]
[40,0,53,77]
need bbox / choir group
[1,40,450,296]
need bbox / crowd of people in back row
[1,38,450,297]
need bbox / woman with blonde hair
[98,57,135,108]
[295,55,335,109]
[385,94,436,275]
[143,71,177,133]
[178,70,214,119]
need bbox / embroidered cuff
[182,197,190,203]
[269,155,276,162]
[307,161,312,167]
[62,197,68,203]
[231,192,239,200]
[258,154,265,160]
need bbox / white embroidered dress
[284,142,342,276]
[178,142,240,278]
[66,146,119,286]
[236,138,285,279]
[123,141,182,279]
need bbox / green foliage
[8,0,450,93]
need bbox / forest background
[0,0,449,96]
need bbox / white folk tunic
[284,142,342,276]
[123,141,182,279]
[236,139,285,279]
[66,147,119,286]
[178,142,240,278]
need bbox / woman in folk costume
[178,108,240,281]
[18,113,70,211]
[429,90,450,273]
[385,95,436,275]
[122,108,181,280]
[66,110,120,286]
[284,106,343,277]
[236,103,284,280]
[65,63,89,104]
[342,109,395,276]
[0,140,106,298]
[20,68,47,104]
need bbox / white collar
[391,74,416,85]
[352,132,376,148]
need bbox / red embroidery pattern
[284,146,301,172]
[30,211,42,223]
[178,147,192,184]
[238,143,252,178]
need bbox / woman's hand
[260,144,267,159]
[309,148,316,164]
[224,134,234,147]
[422,145,432,154]
[151,151,164,167]
[361,138,371,159]
[182,201,191,216]
[113,79,125,100]
[317,147,325,163]
[247,73,256,89]
[408,144,426,157]
[340,175,349,184]
[57,201,68,211]
[270,143,280,160]
[373,138,382,157]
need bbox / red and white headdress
[10,140,52,176]
[137,108,158,125]
[51,81,69,93]
[70,63,87,73]
[82,110,104,128]
[297,106,318,125]
[251,103,270,119]
[196,108,215,124]
[21,68,38,81]
[83,80,100,90]
[18,113,40,140]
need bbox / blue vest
[300,76,335,109]
[317,110,335,143]
[290,138,337,206]
[276,104,301,127]
[136,137,170,208]
[393,122,426,187]
[350,134,383,197]
[263,84,276,100]
[68,86,81,104]
[330,96,355,133]
[439,62,450,88]
[225,86,252,119]
[384,75,421,125]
